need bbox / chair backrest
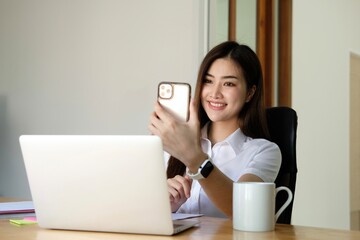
[266,106,298,224]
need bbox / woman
[149,41,281,218]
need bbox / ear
[245,85,256,103]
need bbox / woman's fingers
[148,101,178,135]
[148,111,161,134]
[183,175,193,198]
[188,98,199,125]
[167,175,192,203]
[154,101,172,123]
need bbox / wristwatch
[186,157,214,180]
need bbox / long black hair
[167,41,269,178]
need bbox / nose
[209,83,222,99]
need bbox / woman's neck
[208,119,240,145]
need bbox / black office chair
[266,106,298,224]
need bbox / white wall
[209,0,256,51]
[292,0,360,229]
[209,0,228,48]
[0,0,206,198]
[236,0,256,52]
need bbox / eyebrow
[205,73,239,80]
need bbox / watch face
[201,161,214,178]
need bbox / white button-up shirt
[168,123,281,218]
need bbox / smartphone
[157,82,191,122]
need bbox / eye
[224,82,236,87]
[203,78,212,84]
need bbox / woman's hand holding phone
[149,97,205,172]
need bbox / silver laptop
[19,135,198,235]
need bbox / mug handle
[275,186,293,221]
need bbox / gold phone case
[158,82,191,122]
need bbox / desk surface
[1,198,360,240]
[1,216,360,240]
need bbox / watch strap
[186,157,214,180]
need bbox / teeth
[210,102,225,107]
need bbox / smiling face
[201,58,255,127]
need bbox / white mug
[233,182,293,232]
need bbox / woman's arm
[198,168,262,217]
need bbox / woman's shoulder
[244,137,280,154]
[245,137,277,146]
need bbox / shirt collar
[201,122,248,155]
